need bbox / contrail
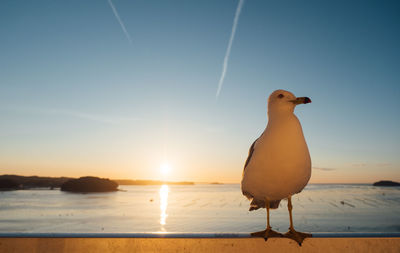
[107,0,132,43]
[216,0,245,98]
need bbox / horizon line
[0,174,384,185]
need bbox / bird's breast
[242,115,311,200]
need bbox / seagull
[241,89,312,245]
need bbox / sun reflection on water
[159,184,169,230]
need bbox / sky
[0,0,399,183]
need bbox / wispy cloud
[6,106,141,124]
[216,0,245,98]
[376,163,391,167]
[107,0,132,44]
[313,167,336,171]
[48,109,140,124]
[350,162,391,168]
[350,163,367,167]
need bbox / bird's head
[268,89,311,116]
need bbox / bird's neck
[267,109,295,120]
[266,112,302,136]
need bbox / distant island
[0,175,195,190]
[61,177,118,193]
[373,180,400,187]
[0,178,20,190]
[114,179,194,185]
[0,175,71,190]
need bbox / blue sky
[0,0,399,183]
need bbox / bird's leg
[283,196,312,246]
[267,199,271,229]
[251,199,282,240]
[263,200,283,241]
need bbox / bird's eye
[277,94,284,98]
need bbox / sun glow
[160,163,171,175]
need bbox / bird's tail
[249,198,281,211]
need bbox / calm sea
[0,184,399,233]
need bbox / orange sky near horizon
[2,156,399,184]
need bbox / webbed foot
[283,228,312,246]
[251,227,283,241]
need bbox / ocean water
[0,184,399,233]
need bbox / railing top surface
[1,232,399,238]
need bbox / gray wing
[242,136,282,211]
[243,138,258,171]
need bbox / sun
[160,163,171,175]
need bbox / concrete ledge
[0,235,400,253]
[1,232,400,238]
